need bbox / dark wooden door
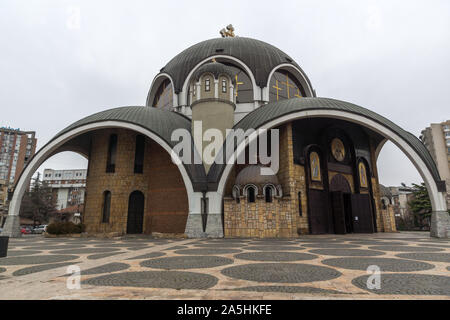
[308,189,329,234]
[127,191,145,234]
[330,191,346,234]
[351,194,374,233]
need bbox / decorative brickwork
[224,196,296,238]
[84,129,188,236]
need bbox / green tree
[20,173,57,226]
[408,182,432,228]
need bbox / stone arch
[216,109,448,237]
[180,55,259,107]
[1,121,194,237]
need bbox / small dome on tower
[192,61,236,83]
[235,165,279,186]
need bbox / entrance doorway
[127,191,145,234]
[329,174,353,234]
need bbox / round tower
[190,61,236,172]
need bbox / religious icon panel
[359,161,368,188]
[310,151,322,182]
[331,138,346,162]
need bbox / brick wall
[84,129,188,235]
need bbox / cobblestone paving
[301,243,361,249]
[0,254,79,265]
[79,263,130,275]
[309,248,385,256]
[83,271,219,289]
[368,245,445,252]
[321,257,435,272]
[126,252,166,260]
[174,248,242,255]
[49,248,121,255]
[13,262,75,276]
[244,245,301,251]
[87,252,125,260]
[396,252,450,263]
[234,252,317,262]
[226,286,350,295]
[140,256,233,269]
[6,250,42,257]
[221,263,342,283]
[1,232,450,299]
[352,274,450,295]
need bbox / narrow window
[222,79,227,93]
[298,192,302,216]
[134,135,145,174]
[102,191,111,223]
[106,134,118,173]
[205,78,210,92]
[265,186,273,203]
[247,186,256,203]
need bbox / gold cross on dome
[281,74,295,99]
[294,88,302,98]
[272,80,283,101]
[235,75,243,97]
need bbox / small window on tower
[222,79,227,93]
[205,78,210,92]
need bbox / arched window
[265,186,273,203]
[152,78,173,110]
[102,191,111,223]
[134,135,145,174]
[106,134,117,173]
[247,186,256,203]
[222,79,227,93]
[205,78,211,92]
[269,69,305,102]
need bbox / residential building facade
[421,121,450,209]
[0,127,37,226]
[42,169,87,211]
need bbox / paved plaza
[0,232,449,300]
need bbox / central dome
[161,37,309,93]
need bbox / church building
[3,27,449,239]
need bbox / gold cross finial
[220,24,236,38]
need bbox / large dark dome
[160,37,311,93]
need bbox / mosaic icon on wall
[359,162,368,188]
[331,138,346,162]
[310,152,321,182]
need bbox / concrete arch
[216,110,447,227]
[1,120,195,237]
[179,55,260,107]
[146,73,178,109]
[263,63,315,101]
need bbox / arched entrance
[1,114,195,238]
[214,98,449,238]
[127,191,145,234]
[329,174,353,234]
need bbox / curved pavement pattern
[83,271,219,290]
[2,233,450,298]
[221,263,342,283]
[352,274,450,296]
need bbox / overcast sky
[1,0,449,186]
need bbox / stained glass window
[152,79,173,110]
[269,69,305,102]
